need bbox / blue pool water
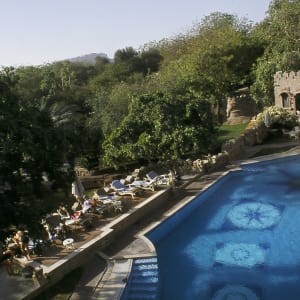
[143,154,300,300]
[121,257,159,299]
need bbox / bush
[256,106,298,129]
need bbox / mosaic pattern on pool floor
[224,201,283,230]
[214,242,268,268]
[211,284,261,300]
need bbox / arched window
[281,93,289,108]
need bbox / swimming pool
[145,154,300,300]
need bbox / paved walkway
[241,140,300,159]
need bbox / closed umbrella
[264,110,272,128]
[71,174,85,204]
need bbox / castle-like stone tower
[274,71,300,114]
[225,87,259,125]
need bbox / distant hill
[64,53,112,64]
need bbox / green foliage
[251,0,300,106]
[156,13,264,123]
[94,55,111,73]
[0,70,74,229]
[193,14,262,99]
[100,13,267,166]
[102,90,216,167]
[109,47,163,82]
[256,106,298,129]
[86,46,163,141]
[140,48,163,75]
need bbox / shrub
[256,106,298,129]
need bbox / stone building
[225,87,259,125]
[274,71,300,114]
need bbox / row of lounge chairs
[51,170,174,235]
[108,170,174,198]
[37,170,175,250]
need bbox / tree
[154,13,263,123]
[251,0,300,106]
[15,66,44,103]
[112,47,143,81]
[139,48,163,75]
[102,89,215,167]
[95,55,111,74]
[28,62,97,168]
[0,70,73,230]
[184,13,263,122]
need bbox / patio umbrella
[264,110,272,128]
[71,174,85,204]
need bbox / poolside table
[63,238,74,249]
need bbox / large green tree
[153,13,264,123]
[102,89,215,167]
[182,13,263,122]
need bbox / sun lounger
[111,180,139,199]
[129,180,156,191]
[145,171,171,186]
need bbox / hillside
[64,52,112,64]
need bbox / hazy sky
[0,0,271,67]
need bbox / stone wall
[274,71,300,113]
[225,89,259,125]
[221,122,267,160]
[181,121,268,173]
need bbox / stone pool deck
[1,141,300,300]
